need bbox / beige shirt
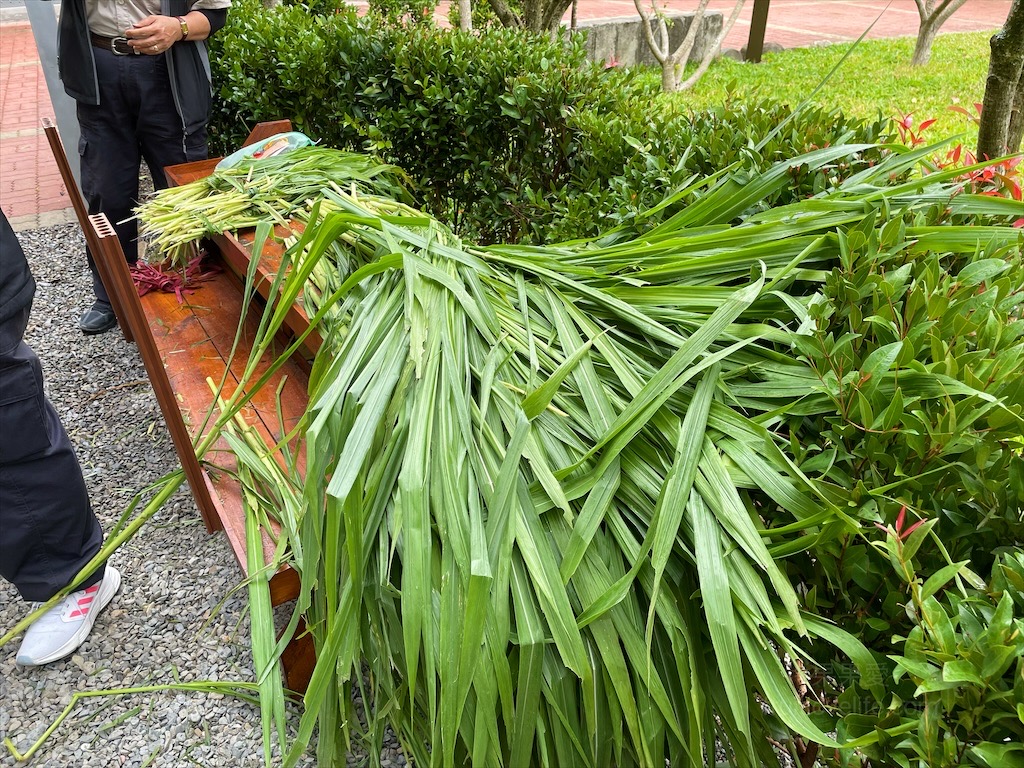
[87,0,231,38]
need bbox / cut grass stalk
[127,143,1024,767]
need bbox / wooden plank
[139,121,315,680]
[140,272,309,605]
[89,215,222,531]
[214,226,321,358]
[178,271,310,454]
[280,616,315,693]
[164,158,220,188]
[243,120,293,147]
[158,136,314,603]
[42,120,133,343]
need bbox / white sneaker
[15,566,122,667]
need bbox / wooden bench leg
[41,118,134,343]
[280,616,316,694]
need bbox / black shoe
[78,302,118,335]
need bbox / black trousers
[0,305,105,602]
[78,47,208,305]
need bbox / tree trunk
[978,0,1024,159]
[911,18,939,66]
[458,0,472,30]
[661,62,679,93]
[1008,70,1024,153]
[540,0,573,34]
[634,0,712,92]
[911,0,968,66]
[516,0,573,33]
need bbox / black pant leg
[77,49,144,305]
[0,308,104,602]
[136,54,209,188]
[77,49,209,304]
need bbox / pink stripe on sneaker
[63,585,102,620]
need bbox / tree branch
[931,0,968,29]
[680,0,746,91]
[487,0,521,28]
[634,0,670,64]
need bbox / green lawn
[653,31,997,145]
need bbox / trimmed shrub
[210,1,615,242]
[539,96,894,241]
[210,4,895,243]
[791,214,1024,639]
[208,2,368,153]
[208,2,896,243]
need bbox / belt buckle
[110,36,133,56]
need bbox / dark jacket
[57,0,227,136]
[0,212,36,326]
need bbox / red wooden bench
[44,119,316,692]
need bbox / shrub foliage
[208,1,892,243]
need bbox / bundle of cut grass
[138,142,1023,767]
[136,146,412,266]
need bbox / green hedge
[541,96,892,242]
[208,0,895,243]
[209,1,616,242]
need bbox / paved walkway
[0,0,1010,231]
[574,0,1008,48]
[0,12,74,230]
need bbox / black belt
[90,33,140,56]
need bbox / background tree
[978,0,1024,158]
[486,0,570,33]
[911,0,968,65]
[636,0,746,92]
[458,0,473,29]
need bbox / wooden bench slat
[50,117,316,690]
[140,270,308,606]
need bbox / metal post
[745,0,771,63]
[25,0,80,186]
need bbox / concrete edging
[572,11,724,68]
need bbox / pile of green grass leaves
[138,141,1023,767]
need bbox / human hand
[125,16,181,56]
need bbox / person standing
[57,0,231,334]
[0,210,121,666]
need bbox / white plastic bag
[215,132,314,171]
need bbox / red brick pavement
[575,0,1009,51]
[0,20,72,227]
[0,1,1012,229]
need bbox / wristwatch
[177,15,189,40]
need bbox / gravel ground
[0,223,403,768]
